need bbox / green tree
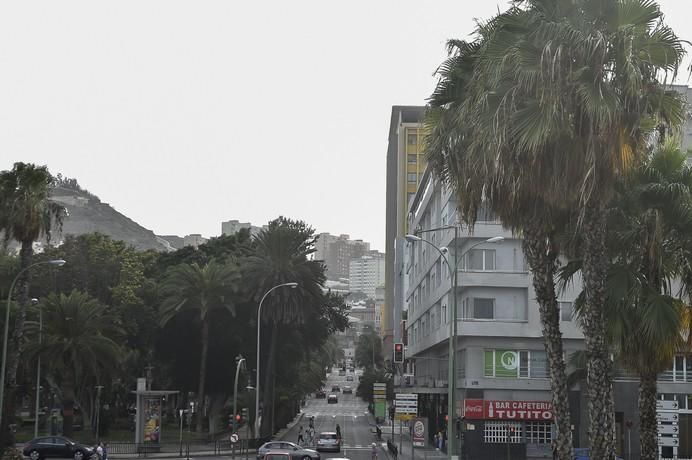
[242,217,326,436]
[159,260,241,432]
[0,163,65,445]
[24,290,121,437]
[355,326,383,370]
[426,1,686,457]
[562,142,692,460]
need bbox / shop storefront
[462,399,554,460]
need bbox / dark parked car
[23,436,97,460]
[342,386,352,394]
[257,442,320,460]
[315,390,326,398]
[331,385,340,392]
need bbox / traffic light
[228,414,235,428]
[242,408,249,420]
[394,343,404,363]
[236,414,242,423]
[389,406,395,421]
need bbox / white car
[316,432,340,452]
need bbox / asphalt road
[281,368,384,460]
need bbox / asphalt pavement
[280,368,384,460]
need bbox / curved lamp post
[254,282,298,436]
[0,259,66,431]
[405,234,503,459]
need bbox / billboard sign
[463,399,553,421]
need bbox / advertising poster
[412,417,427,447]
[143,397,161,443]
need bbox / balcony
[457,270,529,289]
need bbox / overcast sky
[1,1,690,252]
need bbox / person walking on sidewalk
[371,442,378,460]
[297,426,305,446]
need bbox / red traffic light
[395,343,403,352]
[235,414,241,421]
[445,415,449,422]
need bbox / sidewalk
[380,422,446,460]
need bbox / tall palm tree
[426,1,686,457]
[159,260,241,433]
[24,290,122,437]
[0,163,64,443]
[242,217,325,436]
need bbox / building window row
[484,349,548,379]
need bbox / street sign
[657,400,679,411]
[657,412,679,422]
[396,394,417,400]
[659,424,679,435]
[395,413,415,421]
[658,437,679,447]
[230,433,239,443]
[395,394,418,415]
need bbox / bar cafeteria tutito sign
[464,399,553,421]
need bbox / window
[484,349,548,378]
[464,298,495,319]
[407,132,418,145]
[466,249,496,270]
[407,172,417,183]
[442,303,447,324]
[559,301,573,321]
[525,422,552,444]
[484,421,522,443]
[436,260,442,287]
[407,154,417,164]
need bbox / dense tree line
[0,163,349,454]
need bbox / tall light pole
[95,385,104,442]
[0,259,66,432]
[233,355,246,433]
[33,298,42,438]
[405,233,503,459]
[255,282,298,437]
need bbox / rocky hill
[49,177,173,252]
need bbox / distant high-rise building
[183,234,208,248]
[384,105,426,351]
[315,233,371,280]
[221,219,265,237]
[348,252,385,299]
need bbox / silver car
[257,442,320,460]
[316,432,340,452]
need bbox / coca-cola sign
[463,399,553,420]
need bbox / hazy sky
[1,1,690,252]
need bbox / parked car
[338,370,346,376]
[316,432,340,452]
[257,442,320,460]
[331,385,340,392]
[346,375,353,382]
[328,394,338,404]
[315,390,326,398]
[263,452,291,460]
[23,436,97,460]
[342,386,352,394]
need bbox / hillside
[50,177,173,252]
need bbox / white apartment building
[349,252,385,299]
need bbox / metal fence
[107,437,272,458]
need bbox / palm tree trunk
[62,376,77,438]
[522,228,572,460]
[7,240,33,388]
[639,371,658,460]
[196,318,210,433]
[581,207,616,459]
[260,321,278,437]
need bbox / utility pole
[95,385,104,442]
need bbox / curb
[276,411,305,441]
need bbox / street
[281,368,384,460]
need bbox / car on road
[316,432,340,452]
[338,370,346,376]
[315,389,326,398]
[263,452,292,460]
[327,394,338,404]
[346,375,353,381]
[331,385,340,392]
[23,436,97,460]
[257,442,320,460]
[342,386,352,394]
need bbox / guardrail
[107,437,272,458]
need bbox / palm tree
[561,142,692,460]
[0,163,64,443]
[24,290,122,437]
[426,1,686,457]
[159,260,241,433]
[242,217,325,436]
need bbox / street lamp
[254,282,298,437]
[405,233,503,459]
[0,259,66,432]
[233,355,246,433]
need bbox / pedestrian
[297,426,305,445]
[96,443,104,460]
[336,423,341,439]
[371,442,378,460]
[102,443,108,460]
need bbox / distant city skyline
[1,0,689,252]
